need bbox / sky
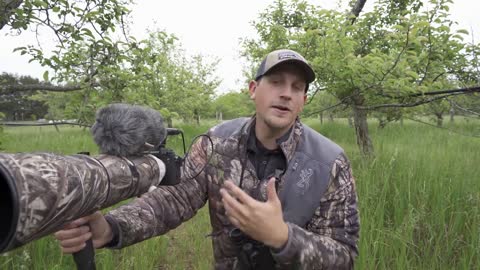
[0,0,479,94]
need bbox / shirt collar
[244,116,301,160]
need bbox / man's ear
[248,80,257,99]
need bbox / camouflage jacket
[106,117,360,269]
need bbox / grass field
[0,118,479,269]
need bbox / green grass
[1,118,479,269]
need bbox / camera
[154,146,183,185]
[151,128,184,186]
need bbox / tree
[425,99,449,126]
[446,92,480,120]
[242,0,480,156]
[1,2,220,125]
[27,30,220,124]
[115,31,220,124]
[302,91,347,123]
[213,90,255,119]
[1,0,130,87]
[0,73,49,120]
[0,0,132,123]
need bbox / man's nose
[279,85,293,99]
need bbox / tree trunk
[348,115,353,127]
[193,109,200,125]
[377,117,387,129]
[328,113,334,122]
[349,0,367,24]
[449,107,454,122]
[352,93,374,157]
[319,112,323,124]
[436,114,443,127]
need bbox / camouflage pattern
[106,117,360,269]
[0,152,164,252]
[271,154,359,270]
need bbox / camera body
[154,146,183,186]
[152,127,184,186]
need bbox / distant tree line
[0,73,49,121]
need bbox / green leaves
[213,91,254,119]
[3,0,223,124]
[43,71,49,81]
[5,0,132,83]
[242,0,479,154]
[243,0,476,105]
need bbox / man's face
[249,64,307,134]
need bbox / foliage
[29,31,220,124]
[451,92,480,117]
[213,90,255,119]
[0,73,49,120]
[1,0,132,123]
[241,0,479,155]
[423,99,449,126]
[302,91,350,119]
[2,1,220,124]
[2,0,131,83]
[115,31,220,122]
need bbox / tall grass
[1,118,479,269]
[305,118,480,269]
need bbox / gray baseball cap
[255,49,315,83]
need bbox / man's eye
[293,84,304,92]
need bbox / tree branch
[0,121,91,128]
[448,98,480,116]
[379,85,480,99]
[358,92,465,110]
[0,0,24,30]
[407,86,480,97]
[304,93,356,117]
[306,85,327,104]
[376,24,411,87]
[350,0,367,24]
[0,83,97,93]
[304,101,348,117]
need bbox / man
[55,49,360,269]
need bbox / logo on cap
[278,52,299,60]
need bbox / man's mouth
[272,105,290,112]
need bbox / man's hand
[220,178,288,249]
[54,211,113,254]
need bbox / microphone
[91,103,167,156]
[77,103,168,269]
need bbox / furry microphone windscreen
[91,103,167,156]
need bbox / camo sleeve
[271,153,360,269]
[104,135,210,248]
